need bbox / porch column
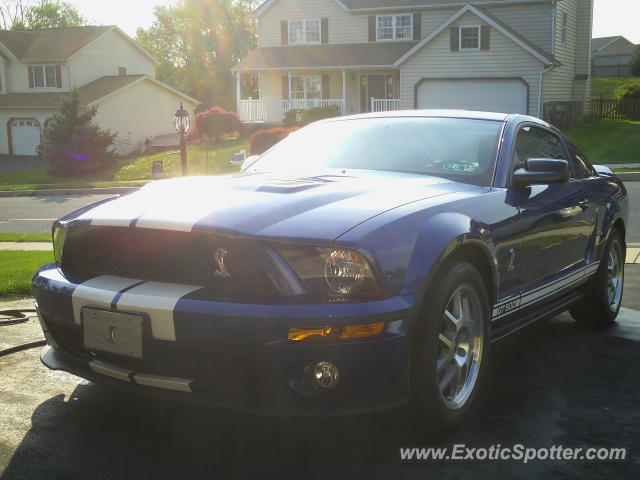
[342,70,346,115]
[235,72,241,117]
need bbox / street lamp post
[173,102,191,176]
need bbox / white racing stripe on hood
[115,282,201,341]
[71,275,142,325]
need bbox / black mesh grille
[61,225,276,298]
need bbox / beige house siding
[259,0,367,47]
[0,108,54,154]
[573,0,593,109]
[4,61,70,94]
[399,12,544,115]
[487,3,553,52]
[92,80,196,152]
[543,0,578,103]
[68,29,156,88]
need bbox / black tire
[570,229,625,328]
[411,261,490,431]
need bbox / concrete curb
[0,187,140,197]
[617,172,640,182]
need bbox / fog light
[312,361,340,389]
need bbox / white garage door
[417,79,527,114]
[11,119,41,156]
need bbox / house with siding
[233,0,593,123]
[0,26,198,157]
[591,36,638,77]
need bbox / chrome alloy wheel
[606,239,624,312]
[436,284,484,410]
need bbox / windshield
[249,117,503,186]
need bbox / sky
[73,0,639,42]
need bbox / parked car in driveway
[33,110,628,429]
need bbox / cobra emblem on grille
[214,248,231,279]
[107,322,117,344]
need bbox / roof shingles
[0,26,112,62]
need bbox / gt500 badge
[493,298,521,318]
[214,248,231,279]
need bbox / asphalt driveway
[1,268,639,479]
[0,155,46,175]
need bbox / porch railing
[371,98,401,112]
[239,99,345,123]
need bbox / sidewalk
[0,242,51,250]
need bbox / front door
[360,74,393,112]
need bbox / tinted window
[250,117,502,186]
[512,126,566,173]
[567,142,596,179]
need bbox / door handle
[578,199,590,211]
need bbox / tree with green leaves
[40,88,117,176]
[9,1,85,30]
[136,0,259,111]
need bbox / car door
[510,124,596,300]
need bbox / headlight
[277,246,381,301]
[52,224,68,264]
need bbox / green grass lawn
[565,119,640,164]
[0,251,53,300]
[591,77,640,99]
[0,233,51,242]
[0,138,247,191]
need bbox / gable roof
[0,25,157,64]
[591,36,638,57]
[254,0,546,16]
[233,42,417,71]
[0,75,199,108]
[394,4,556,66]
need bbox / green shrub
[615,82,640,120]
[194,106,241,142]
[40,88,117,176]
[283,105,341,127]
[249,127,298,155]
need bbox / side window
[512,126,566,173]
[567,141,596,179]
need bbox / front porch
[236,70,401,123]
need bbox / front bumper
[34,264,414,416]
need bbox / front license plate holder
[82,307,144,359]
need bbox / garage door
[11,119,41,156]
[417,79,527,114]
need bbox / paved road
[0,183,638,242]
[0,194,114,233]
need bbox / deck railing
[238,99,346,123]
[371,98,401,112]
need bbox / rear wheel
[570,229,625,328]
[411,261,490,430]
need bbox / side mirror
[513,158,569,186]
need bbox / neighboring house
[591,36,638,77]
[0,26,199,157]
[233,0,593,123]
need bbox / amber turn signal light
[288,322,385,342]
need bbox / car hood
[73,170,485,241]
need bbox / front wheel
[570,229,625,328]
[411,261,490,430]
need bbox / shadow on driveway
[0,155,46,175]
[1,308,639,480]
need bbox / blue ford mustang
[33,110,627,427]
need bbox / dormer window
[289,19,321,44]
[29,64,61,88]
[376,15,412,41]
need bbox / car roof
[322,109,553,129]
[330,109,512,122]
